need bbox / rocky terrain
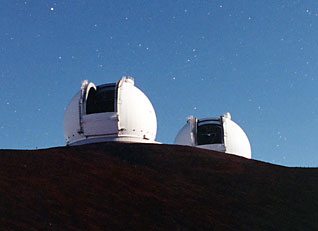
[0,142,317,230]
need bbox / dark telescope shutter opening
[197,123,223,145]
[86,84,116,114]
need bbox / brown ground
[0,142,317,230]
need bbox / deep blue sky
[1,1,318,167]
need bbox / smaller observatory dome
[63,77,157,145]
[174,113,251,159]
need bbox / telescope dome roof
[63,77,157,145]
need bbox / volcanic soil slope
[0,143,317,230]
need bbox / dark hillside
[0,143,317,230]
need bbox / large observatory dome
[63,77,157,145]
[174,113,251,159]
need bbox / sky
[1,0,318,167]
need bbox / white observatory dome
[174,113,252,159]
[63,77,157,145]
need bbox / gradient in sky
[1,0,318,167]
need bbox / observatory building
[63,77,157,145]
[174,113,251,159]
